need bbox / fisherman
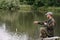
[34,12,56,38]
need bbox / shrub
[0,0,20,10]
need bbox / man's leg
[47,27,54,37]
[39,27,48,38]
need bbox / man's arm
[34,21,44,25]
[49,19,55,27]
[44,19,55,27]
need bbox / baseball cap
[45,12,53,15]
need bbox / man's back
[46,18,55,37]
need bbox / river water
[0,15,60,40]
[0,23,29,40]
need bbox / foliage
[19,0,60,7]
[0,0,60,11]
[0,0,20,10]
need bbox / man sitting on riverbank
[34,12,56,38]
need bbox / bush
[0,0,20,10]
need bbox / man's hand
[44,22,47,25]
[33,21,39,24]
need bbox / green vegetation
[0,0,20,10]
[0,0,60,10]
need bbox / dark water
[0,9,60,39]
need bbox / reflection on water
[0,23,29,40]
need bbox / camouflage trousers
[39,27,54,38]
